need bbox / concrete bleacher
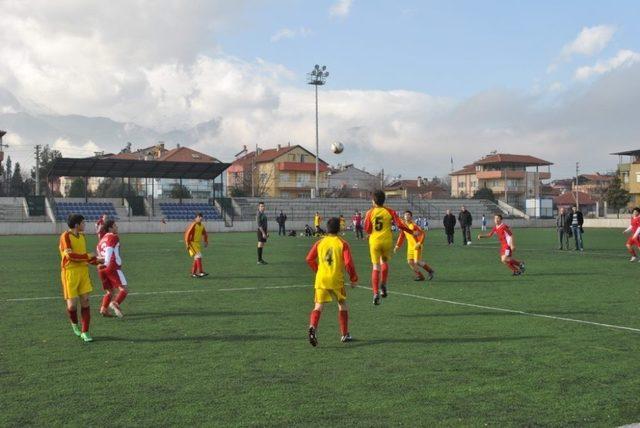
[159,202,222,221]
[232,197,508,223]
[54,200,119,222]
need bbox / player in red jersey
[96,220,128,318]
[95,213,108,240]
[623,207,640,262]
[477,214,525,276]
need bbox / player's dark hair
[495,213,503,220]
[103,219,116,232]
[373,190,386,206]
[404,210,413,216]
[633,207,640,214]
[67,214,85,229]
[327,217,340,234]
[195,212,203,218]
[258,201,264,206]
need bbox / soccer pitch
[1,228,639,426]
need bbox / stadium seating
[159,202,222,221]
[54,201,119,222]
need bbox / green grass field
[1,227,639,426]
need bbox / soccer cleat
[257,260,268,265]
[427,271,435,281]
[519,262,526,274]
[198,272,209,277]
[630,257,637,262]
[191,274,199,278]
[373,293,381,305]
[109,301,123,319]
[100,307,114,318]
[414,274,425,281]
[80,332,93,342]
[512,270,522,276]
[341,333,353,343]
[71,323,81,337]
[380,285,388,298]
[308,326,318,347]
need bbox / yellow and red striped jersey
[306,235,358,290]
[396,221,425,251]
[364,206,410,243]
[184,222,208,249]
[59,231,93,269]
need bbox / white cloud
[329,0,353,18]
[270,27,311,43]
[575,49,640,80]
[52,138,102,158]
[561,25,616,58]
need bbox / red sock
[309,309,321,329]
[421,262,433,273]
[80,306,91,333]
[338,310,348,335]
[191,260,197,274]
[115,288,128,305]
[629,247,637,257]
[381,263,389,285]
[100,293,111,311]
[511,258,521,266]
[196,258,203,273]
[371,269,380,294]
[67,308,78,324]
[507,260,519,272]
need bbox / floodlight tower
[307,65,329,198]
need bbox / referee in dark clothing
[257,201,269,264]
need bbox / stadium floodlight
[307,65,329,197]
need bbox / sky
[1,0,639,179]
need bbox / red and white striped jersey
[97,232,122,271]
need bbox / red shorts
[626,236,639,247]
[99,268,127,290]
[500,246,512,257]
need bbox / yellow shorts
[188,243,201,258]
[407,247,422,262]
[314,287,347,303]
[369,240,393,264]
[61,268,93,300]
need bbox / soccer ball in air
[331,142,344,154]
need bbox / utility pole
[575,162,580,209]
[34,144,41,196]
[307,65,329,198]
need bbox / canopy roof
[611,149,640,157]
[48,157,230,180]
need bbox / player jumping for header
[394,210,435,281]
[364,190,414,305]
[477,214,525,276]
[306,217,358,346]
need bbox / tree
[31,145,62,195]
[94,178,137,197]
[473,187,496,202]
[170,183,192,199]
[4,156,12,195]
[68,178,88,198]
[10,162,25,196]
[0,161,5,196]
[604,173,630,218]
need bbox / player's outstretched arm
[394,231,405,253]
[305,241,320,272]
[363,210,373,234]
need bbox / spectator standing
[556,207,571,250]
[276,211,287,236]
[353,211,364,240]
[443,209,456,245]
[458,206,473,245]
[481,214,487,231]
[570,205,584,251]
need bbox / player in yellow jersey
[364,190,414,305]
[184,212,209,278]
[339,215,346,235]
[58,214,103,342]
[313,212,322,236]
[394,210,435,281]
[305,217,358,346]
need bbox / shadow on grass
[97,333,294,344]
[399,310,600,318]
[124,310,279,321]
[337,335,551,348]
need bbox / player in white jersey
[96,220,128,318]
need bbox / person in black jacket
[569,205,584,251]
[443,209,456,245]
[276,211,287,236]
[458,206,473,245]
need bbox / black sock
[258,247,263,261]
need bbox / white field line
[4,283,640,334]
